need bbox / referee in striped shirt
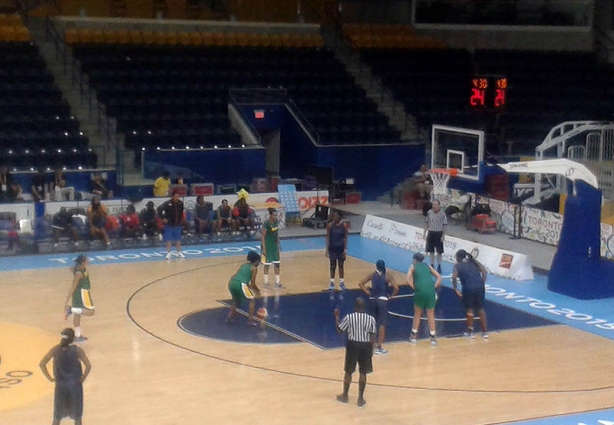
[424,200,447,274]
[333,298,376,407]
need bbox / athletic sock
[339,278,345,285]
[429,331,436,338]
[411,328,418,334]
[74,326,81,337]
[330,278,335,284]
[71,307,83,315]
[274,275,280,284]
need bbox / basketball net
[430,168,457,195]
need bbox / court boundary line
[125,260,614,395]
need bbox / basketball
[257,307,268,319]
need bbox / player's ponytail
[60,328,74,348]
[455,249,468,262]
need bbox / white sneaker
[177,251,185,259]
[165,252,172,260]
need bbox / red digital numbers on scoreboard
[494,88,506,107]
[470,88,486,106]
[470,76,507,110]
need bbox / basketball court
[1,227,613,425]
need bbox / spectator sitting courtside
[52,207,79,246]
[233,197,254,230]
[412,164,433,200]
[87,197,110,246]
[194,195,212,237]
[119,205,142,238]
[217,199,236,232]
[139,201,163,238]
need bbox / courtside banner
[360,214,534,281]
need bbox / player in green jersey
[226,251,261,325]
[261,208,282,289]
[64,254,96,342]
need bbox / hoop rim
[430,168,458,177]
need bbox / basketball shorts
[328,247,346,262]
[72,289,94,310]
[163,225,182,242]
[462,289,485,310]
[229,279,254,304]
[344,341,373,375]
[426,231,444,254]
[54,380,84,420]
[262,247,280,265]
[414,290,437,310]
[373,298,388,326]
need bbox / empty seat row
[0,26,30,42]
[65,28,323,48]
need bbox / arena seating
[69,29,401,149]
[361,41,614,156]
[474,49,614,152]
[361,47,474,130]
[343,24,446,50]
[0,15,96,170]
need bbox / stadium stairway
[27,18,122,170]
[321,26,423,144]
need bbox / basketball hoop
[430,168,458,195]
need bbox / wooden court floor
[0,251,613,425]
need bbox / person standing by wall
[153,171,171,197]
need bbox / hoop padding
[430,168,457,195]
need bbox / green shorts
[262,246,280,265]
[414,290,436,310]
[229,278,254,304]
[72,289,94,310]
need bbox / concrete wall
[416,26,593,51]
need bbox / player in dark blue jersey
[358,260,399,354]
[326,211,348,291]
[39,328,92,425]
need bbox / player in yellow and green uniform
[226,251,261,325]
[261,208,282,289]
[64,254,96,342]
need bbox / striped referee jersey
[426,208,447,232]
[338,312,377,343]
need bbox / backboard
[431,125,484,181]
